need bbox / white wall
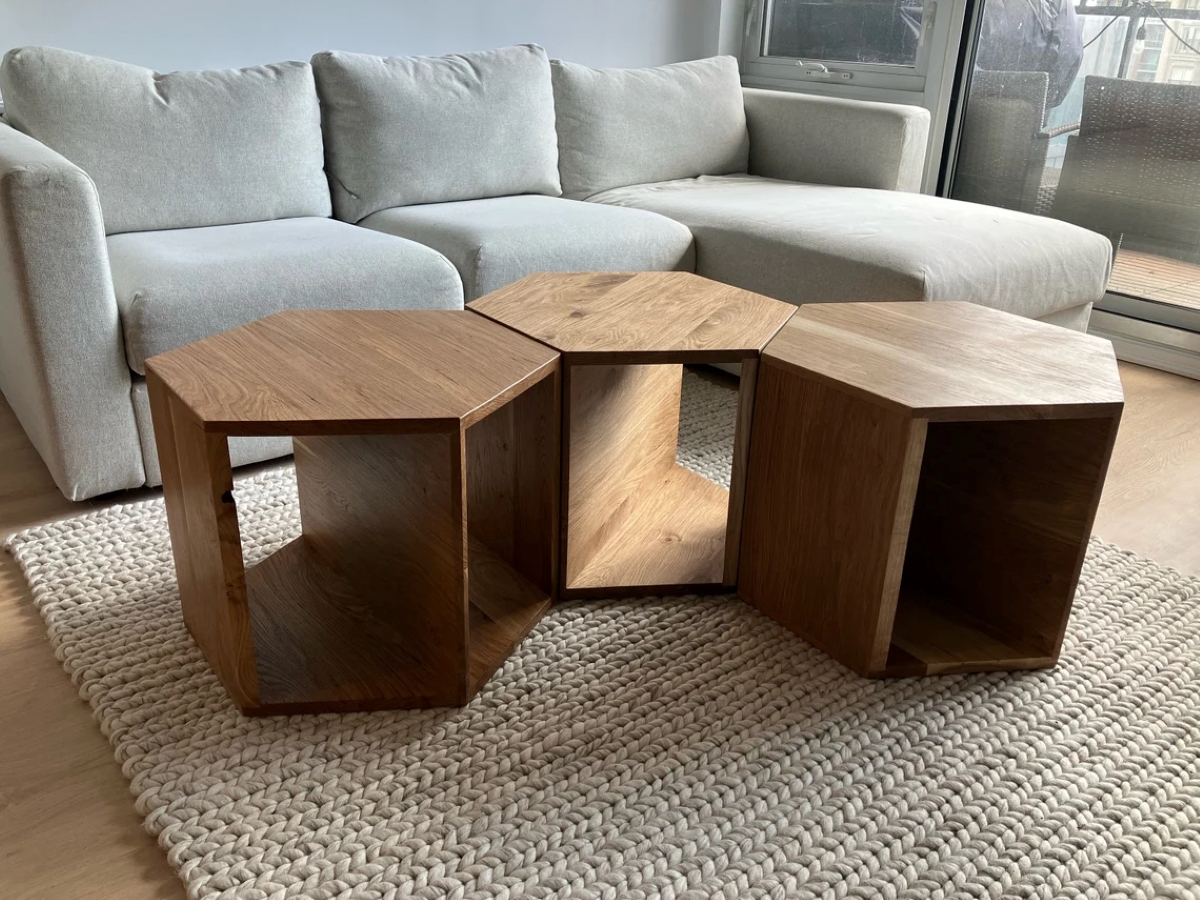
[0,0,723,71]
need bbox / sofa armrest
[0,121,144,499]
[742,88,930,192]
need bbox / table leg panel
[286,432,468,705]
[902,413,1123,659]
[724,356,759,586]
[738,363,926,675]
[564,363,683,585]
[147,374,258,709]
[467,370,560,596]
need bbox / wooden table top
[468,272,795,364]
[764,301,1124,421]
[145,310,559,434]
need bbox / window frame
[741,0,937,92]
[1168,64,1195,83]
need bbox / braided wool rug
[7,371,1200,900]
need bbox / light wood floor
[2,361,1199,900]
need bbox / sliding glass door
[947,0,1200,373]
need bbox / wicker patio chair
[1051,75,1200,261]
[953,70,1054,212]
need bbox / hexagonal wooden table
[144,310,560,715]
[469,272,795,598]
[739,301,1125,677]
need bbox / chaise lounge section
[562,73,1108,330]
[0,45,1114,500]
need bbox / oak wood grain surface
[900,415,1122,668]
[148,371,259,709]
[464,371,560,692]
[885,587,1055,675]
[742,301,1125,677]
[246,537,462,714]
[1092,362,1200,570]
[0,360,1195,900]
[145,311,561,714]
[738,365,927,675]
[469,271,795,364]
[145,310,560,434]
[766,301,1126,420]
[273,430,468,712]
[466,372,560,598]
[471,272,794,597]
[723,357,759,588]
[236,369,559,714]
[565,463,729,596]
[563,363,684,587]
[466,537,553,696]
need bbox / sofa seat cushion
[0,47,330,235]
[359,195,694,301]
[108,217,463,374]
[590,174,1113,319]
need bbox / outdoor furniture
[1052,75,1200,262]
[954,70,1053,213]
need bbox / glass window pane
[764,0,924,67]
[951,0,1200,315]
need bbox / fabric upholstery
[360,195,695,301]
[591,174,1113,318]
[551,56,748,200]
[0,121,144,500]
[130,379,292,488]
[0,47,330,235]
[312,45,560,222]
[742,88,930,193]
[1035,302,1093,332]
[108,217,463,375]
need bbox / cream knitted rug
[7,372,1200,900]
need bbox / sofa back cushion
[551,56,749,200]
[311,45,561,222]
[0,46,330,235]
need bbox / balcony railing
[1076,2,1200,83]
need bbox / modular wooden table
[739,301,1125,677]
[145,310,560,715]
[470,272,794,598]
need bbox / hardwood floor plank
[0,553,180,900]
[1093,362,1200,575]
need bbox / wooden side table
[738,301,1124,677]
[470,272,795,598]
[145,310,560,715]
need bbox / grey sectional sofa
[0,44,1113,501]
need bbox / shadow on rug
[6,372,1200,899]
